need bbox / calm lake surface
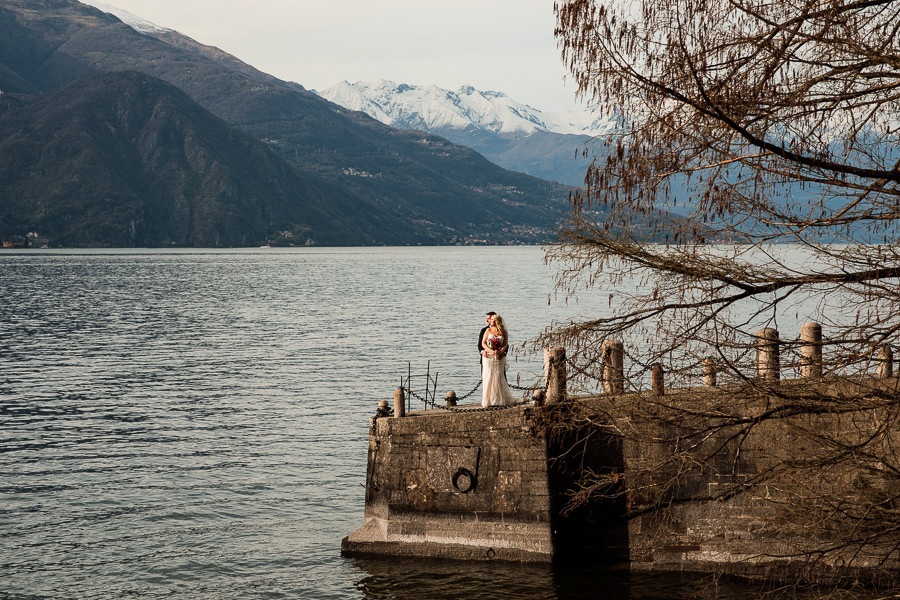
[0,247,863,599]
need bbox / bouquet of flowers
[487,336,502,351]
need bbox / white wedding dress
[482,333,516,408]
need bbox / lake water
[0,247,856,599]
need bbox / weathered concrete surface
[600,377,900,584]
[341,405,557,562]
[342,514,553,562]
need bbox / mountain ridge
[316,80,613,185]
[0,70,386,247]
[0,0,573,247]
[316,79,612,137]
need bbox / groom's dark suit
[478,325,489,365]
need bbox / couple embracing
[478,311,516,408]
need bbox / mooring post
[546,346,567,404]
[376,399,390,418]
[393,387,405,418]
[445,390,457,408]
[800,322,823,379]
[651,363,664,396]
[603,340,625,394]
[756,328,780,381]
[878,344,894,379]
[703,357,717,387]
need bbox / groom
[478,311,508,383]
[478,311,496,366]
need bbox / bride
[481,314,516,407]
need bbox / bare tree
[541,0,900,584]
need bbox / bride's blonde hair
[493,314,507,335]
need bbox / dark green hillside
[0,71,388,246]
[0,0,572,246]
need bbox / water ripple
[0,248,814,599]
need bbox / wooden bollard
[756,328,780,381]
[878,344,894,379]
[445,390,457,408]
[393,387,405,418]
[532,389,545,406]
[651,363,664,396]
[603,340,624,395]
[546,346,567,404]
[703,358,717,387]
[800,322,822,378]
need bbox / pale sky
[82,0,586,113]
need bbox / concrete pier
[341,406,556,562]
[344,328,900,585]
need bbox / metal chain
[377,359,555,420]
[405,387,434,409]
[442,396,534,413]
[510,383,541,391]
[393,374,545,414]
[456,378,482,401]
[380,348,698,419]
[440,372,548,413]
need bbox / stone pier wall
[341,405,556,562]
[343,334,900,586]
[600,379,900,583]
[342,380,900,584]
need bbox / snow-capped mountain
[81,1,172,34]
[316,80,613,185]
[317,79,611,138]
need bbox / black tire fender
[451,467,476,493]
